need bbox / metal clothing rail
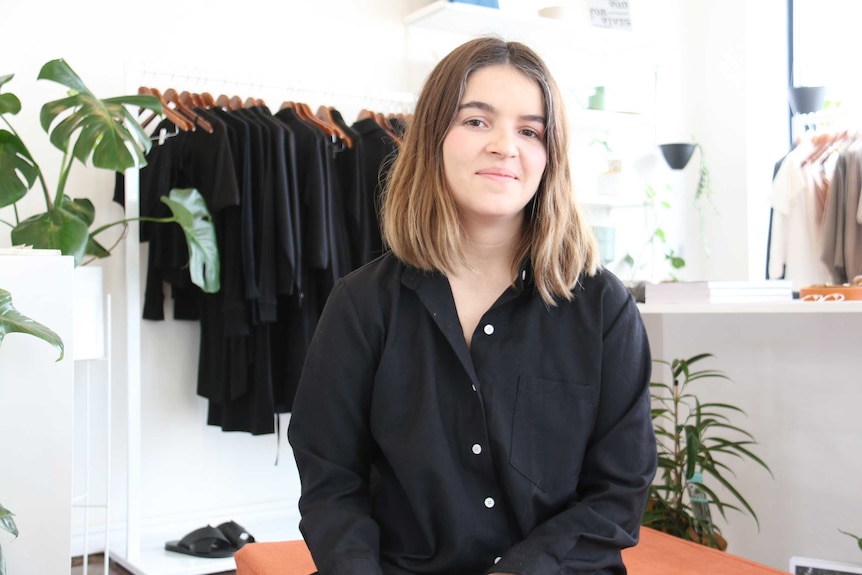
[132,63,418,119]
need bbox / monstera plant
[0,287,64,575]
[0,59,219,292]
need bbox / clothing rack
[133,65,417,124]
[116,66,417,575]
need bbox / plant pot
[659,143,696,170]
[788,86,825,116]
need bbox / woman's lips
[476,168,518,182]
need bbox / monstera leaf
[37,59,161,172]
[0,130,37,209]
[0,74,38,209]
[161,188,221,294]
[10,198,91,266]
[0,288,64,361]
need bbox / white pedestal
[0,253,75,574]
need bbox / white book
[646,280,793,303]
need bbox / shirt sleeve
[287,278,385,575]
[494,281,657,575]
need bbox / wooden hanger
[215,94,232,109]
[164,88,214,133]
[183,91,204,109]
[295,102,338,139]
[357,108,375,121]
[136,86,159,129]
[229,95,244,111]
[200,92,217,109]
[375,111,400,143]
[316,105,352,148]
[802,129,850,165]
[138,86,193,132]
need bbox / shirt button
[484,497,495,508]
[471,384,477,392]
[494,556,502,564]
[472,443,482,455]
[483,324,494,335]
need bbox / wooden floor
[71,554,236,575]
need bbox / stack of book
[644,280,794,304]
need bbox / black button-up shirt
[288,253,657,575]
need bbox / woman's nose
[486,127,517,157]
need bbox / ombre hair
[380,36,599,306]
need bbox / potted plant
[620,182,686,287]
[0,287,64,575]
[643,353,772,549]
[0,59,218,292]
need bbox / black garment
[288,254,657,575]
[192,106,250,403]
[250,105,299,297]
[351,118,399,262]
[274,107,337,315]
[126,115,240,321]
[210,106,258,328]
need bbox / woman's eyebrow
[457,100,545,125]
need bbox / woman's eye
[465,118,485,127]
[521,128,542,139]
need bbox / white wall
[6,1,847,573]
[652,0,789,282]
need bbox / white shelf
[638,301,862,315]
[404,0,646,54]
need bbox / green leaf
[37,59,89,94]
[838,530,862,552]
[0,93,21,116]
[160,188,220,293]
[0,130,38,208]
[0,289,64,361]
[86,236,112,259]
[60,197,96,227]
[668,255,686,269]
[37,59,161,173]
[0,73,21,116]
[11,208,89,265]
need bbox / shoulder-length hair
[380,36,600,306]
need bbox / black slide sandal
[217,520,256,549]
[165,525,235,558]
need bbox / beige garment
[820,140,862,283]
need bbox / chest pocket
[509,375,597,491]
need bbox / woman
[287,36,657,575]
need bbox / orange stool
[234,528,789,575]
[234,539,316,575]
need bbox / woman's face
[442,64,548,228]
